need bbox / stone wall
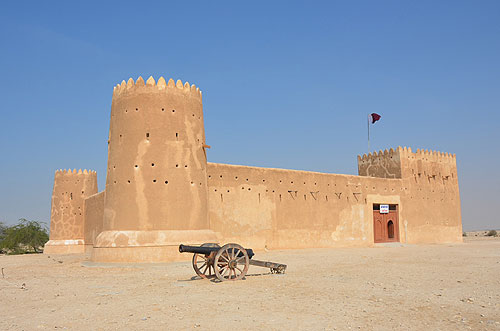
[207,162,403,249]
[83,191,105,252]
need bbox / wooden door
[373,204,399,243]
[373,212,385,243]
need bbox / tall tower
[44,169,98,254]
[92,76,217,262]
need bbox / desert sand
[1,237,499,330]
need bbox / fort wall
[83,191,105,253]
[44,169,98,254]
[207,162,404,249]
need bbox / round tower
[92,76,217,262]
[44,169,98,254]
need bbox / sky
[0,1,498,231]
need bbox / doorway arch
[387,220,394,239]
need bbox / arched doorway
[387,220,394,239]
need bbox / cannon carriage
[179,243,287,282]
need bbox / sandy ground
[1,238,499,331]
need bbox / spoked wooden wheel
[192,243,219,280]
[214,243,249,281]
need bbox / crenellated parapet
[55,169,97,176]
[358,146,457,180]
[400,147,456,164]
[358,147,402,179]
[399,147,457,181]
[112,76,202,102]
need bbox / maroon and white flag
[370,113,381,124]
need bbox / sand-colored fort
[43,76,463,262]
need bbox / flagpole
[367,114,370,154]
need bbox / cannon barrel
[178,244,218,255]
[179,244,255,259]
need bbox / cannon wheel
[192,243,220,280]
[214,243,249,281]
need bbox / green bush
[0,222,7,242]
[486,230,497,237]
[0,219,49,254]
[462,232,467,237]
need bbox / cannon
[179,243,287,281]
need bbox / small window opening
[153,179,157,183]
[164,180,168,184]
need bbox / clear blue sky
[0,1,498,231]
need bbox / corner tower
[358,146,462,243]
[92,76,217,262]
[44,169,98,254]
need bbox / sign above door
[380,204,389,214]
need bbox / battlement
[112,76,202,101]
[358,146,457,179]
[358,147,399,162]
[357,147,402,178]
[401,147,456,164]
[359,146,456,163]
[55,169,97,176]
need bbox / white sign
[380,204,389,214]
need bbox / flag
[370,113,381,124]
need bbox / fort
[43,76,463,262]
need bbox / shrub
[0,222,6,242]
[0,219,49,254]
[486,230,497,237]
[462,232,467,237]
